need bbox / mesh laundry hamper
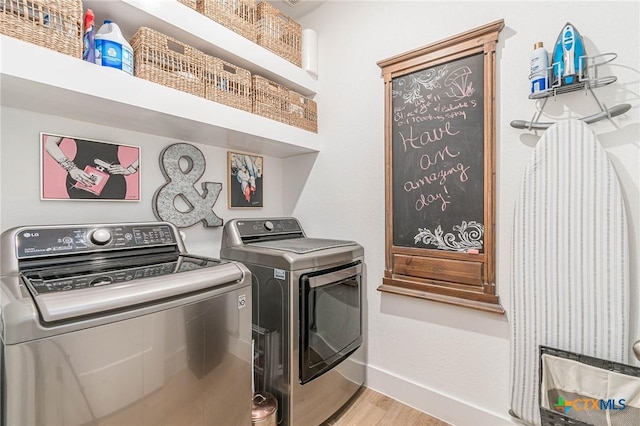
[539,346,640,426]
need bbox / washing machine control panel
[22,254,224,295]
[28,262,178,294]
[235,218,303,238]
[15,223,178,259]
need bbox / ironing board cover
[509,119,629,425]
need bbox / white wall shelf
[0,35,321,158]
[84,0,318,97]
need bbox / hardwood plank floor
[322,387,451,426]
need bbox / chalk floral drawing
[444,66,475,100]
[414,220,484,252]
[393,65,449,105]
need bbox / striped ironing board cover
[509,119,629,425]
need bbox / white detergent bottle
[530,41,549,93]
[95,20,134,75]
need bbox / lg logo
[23,232,40,238]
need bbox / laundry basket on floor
[539,346,640,426]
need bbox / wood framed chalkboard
[377,20,504,314]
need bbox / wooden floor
[322,387,450,426]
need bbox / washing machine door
[299,261,362,384]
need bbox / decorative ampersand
[152,143,223,228]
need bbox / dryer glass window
[300,261,362,384]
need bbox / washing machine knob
[90,228,112,245]
[264,221,274,231]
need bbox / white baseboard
[365,364,514,426]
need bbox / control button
[90,228,112,245]
[90,276,113,287]
[264,221,274,231]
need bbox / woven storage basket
[204,55,252,112]
[0,0,82,58]
[197,0,256,42]
[130,27,205,98]
[252,75,288,124]
[177,0,197,10]
[256,1,301,66]
[288,90,317,132]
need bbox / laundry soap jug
[529,42,549,93]
[95,20,134,75]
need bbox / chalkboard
[378,19,503,312]
[391,52,485,252]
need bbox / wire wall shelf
[511,52,631,130]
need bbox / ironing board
[509,119,629,425]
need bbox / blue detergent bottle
[95,20,134,75]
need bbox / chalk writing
[416,189,450,212]
[420,146,459,170]
[392,66,448,105]
[403,162,470,191]
[397,122,459,151]
[391,52,485,250]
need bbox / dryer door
[299,261,362,384]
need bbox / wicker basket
[177,0,197,10]
[130,27,205,98]
[288,90,317,132]
[0,0,82,58]
[252,75,288,124]
[204,55,252,112]
[256,1,301,66]
[197,0,256,42]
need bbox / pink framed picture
[41,133,140,201]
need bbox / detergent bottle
[95,20,134,75]
[529,42,549,93]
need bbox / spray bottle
[82,9,96,63]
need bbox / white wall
[291,1,640,425]
[0,107,285,257]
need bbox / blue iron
[551,22,587,87]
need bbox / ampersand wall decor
[152,143,223,228]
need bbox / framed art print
[41,133,141,201]
[228,151,263,208]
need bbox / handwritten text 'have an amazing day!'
[394,94,477,213]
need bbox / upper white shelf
[0,35,321,158]
[84,0,318,97]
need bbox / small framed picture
[41,133,140,201]
[228,151,263,208]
